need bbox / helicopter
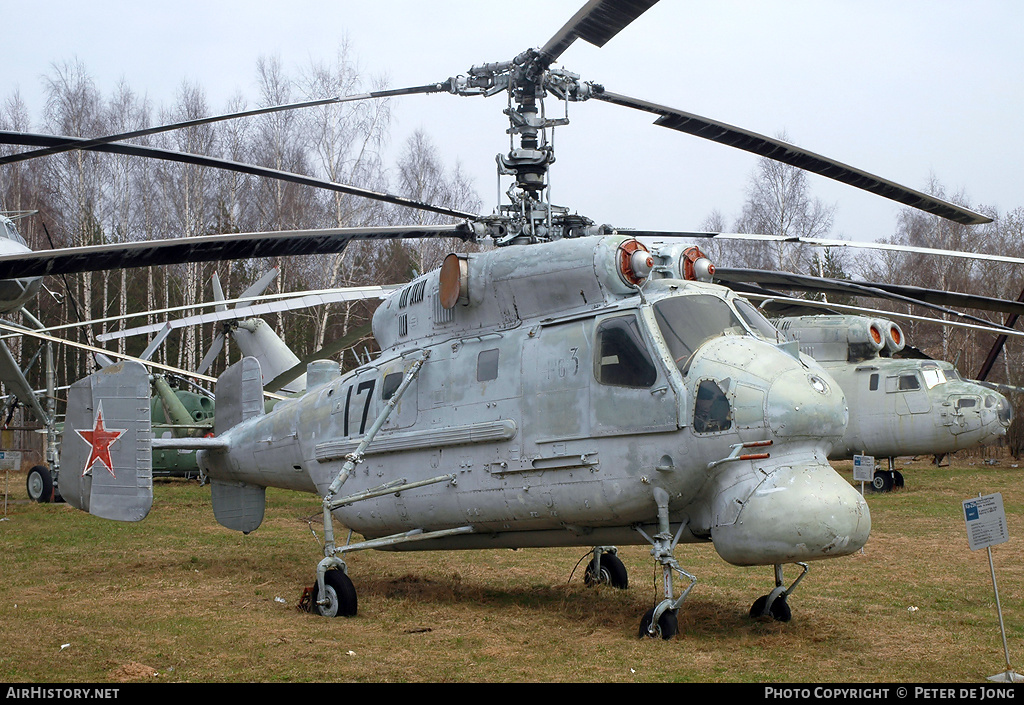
[0,0,1010,637]
[694,257,1021,489]
[775,313,1011,490]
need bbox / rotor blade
[196,333,225,376]
[741,292,1024,342]
[0,223,473,280]
[263,323,373,394]
[540,0,659,64]
[236,267,280,307]
[0,84,453,167]
[629,231,1022,266]
[592,91,991,226]
[0,131,478,221]
[138,323,173,361]
[211,272,227,313]
[0,339,48,422]
[713,267,1024,322]
[95,285,396,342]
[976,284,1024,382]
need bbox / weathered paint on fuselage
[198,236,870,567]
[777,314,1011,459]
[826,358,1010,459]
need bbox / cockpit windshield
[653,294,746,368]
[1,219,26,246]
[733,298,781,342]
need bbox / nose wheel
[750,563,807,622]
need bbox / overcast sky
[2,0,1022,245]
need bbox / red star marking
[76,403,126,478]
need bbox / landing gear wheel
[639,607,678,639]
[869,471,894,493]
[26,465,53,503]
[749,594,792,622]
[311,570,358,618]
[584,551,628,589]
[893,470,905,488]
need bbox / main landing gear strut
[634,488,697,640]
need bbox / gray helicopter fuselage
[777,314,1011,460]
[198,235,870,567]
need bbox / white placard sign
[963,493,1009,551]
[852,454,875,483]
[0,450,21,470]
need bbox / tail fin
[62,360,153,522]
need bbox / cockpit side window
[595,316,657,388]
[694,379,732,433]
[653,295,746,371]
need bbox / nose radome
[711,461,871,567]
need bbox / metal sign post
[962,492,1022,683]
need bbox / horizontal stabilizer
[62,360,153,522]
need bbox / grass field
[1,456,1022,683]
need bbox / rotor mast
[451,49,604,245]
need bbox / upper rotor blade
[593,91,992,226]
[0,84,453,167]
[540,0,659,64]
[0,131,477,221]
[0,224,473,280]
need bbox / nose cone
[712,461,871,566]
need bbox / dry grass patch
[1,458,1022,682]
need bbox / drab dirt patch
[108,662,160,682]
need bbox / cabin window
[694,380,732,433]
[898,373,921,391]
[381,372,403,400]
[957,398,977,409]
[653,295,745,372]
[595,316,657,388]
[869,373,879,391]
[477,349,499,382]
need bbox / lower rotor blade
[0,224,473,280]
[592,90,992,226]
